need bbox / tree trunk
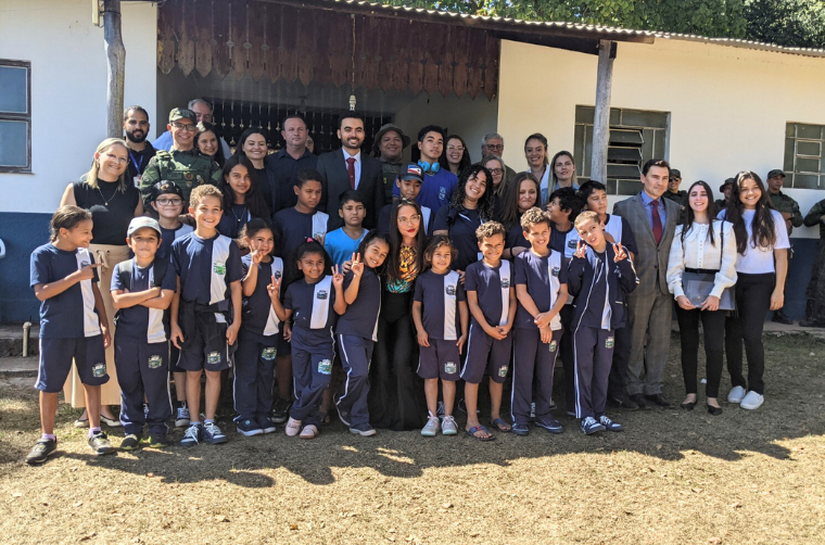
[591,40,615,185]
[104,0,125,139]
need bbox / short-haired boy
[568,211,638,434]
[511,207,569,436]
[110,217,177,449]
[324,189,367,268]
[378,163,433,235]
[392,127,458,211]
[169,184,243,447]
[462,221,516,441]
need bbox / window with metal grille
[784,123,825,189]
[573,106,669,195]
[0,59,32,173]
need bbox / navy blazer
[316,150,384,230]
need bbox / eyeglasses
[447,145,465,152]
[156,198,183,206]
[488,168,503,175]
[171,122,197,132]
[485,144,504,151]
[398,215,421,226]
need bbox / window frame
[0,59,32,174]
[784,122,825,190]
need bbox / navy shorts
[36,336,108,393]
[417,338,460,381]
[461,322,513,384]
[178,322,231,372]
[169,344,185,374]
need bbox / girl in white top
[718,171,790,411]
[667,181,737,415]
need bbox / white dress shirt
[666,219,738,299]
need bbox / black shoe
[680,401,696,411]
[646,393,673,408]
[771,311,792,325]
[706,404,723,416]
[800,318,825,328]
[610,392,639,410]
[630,393,651,410]
[26,438,57,465]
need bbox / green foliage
[744,0,825,48]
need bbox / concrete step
[0,356,38,377]
[0,322,40,357]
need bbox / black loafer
[707,404,723,416]
[630,393,651,410]
[610,392,640,410]
[680,401,696,411]
[646,393,673,408]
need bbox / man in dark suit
[612,159,680,409]
[317,112,384,230]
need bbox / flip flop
[490,418,511,433]
[466,425,495,441]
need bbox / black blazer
[316,150,384,230]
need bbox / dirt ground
[1,333,824,545]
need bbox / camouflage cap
[168,107,197,124]
[669,168,681,178]
[767,169,785,179]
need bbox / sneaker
[739,391,764,410]
[88,430,116,456]
[26,438,57,465]
[421,414,440,437]
[285,417,302,437]
[175,406,191,428]
[598,415,623,432]
[581,416,606,435]
[272,398,292,424]
[73,417,89,429]
[441,415,459,436]
[511,423,530,436]
[457,398,480,416]
[100,415,122,428]
[203,421,228,444]
[257,415,277,434]
[535,417,564,434]
[349,424,377,437]
[236,417,264,437]
[727,385,746,404]
[180,423,202,447]
[147,432,170,448]
[120,433,141,451]
[334,397,351,427]
[771,310,792,325]
[299,424,319,439]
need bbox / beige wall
[497,38,825,238]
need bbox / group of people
[25,98,825,465]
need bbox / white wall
[497,38,825,238]
[0,0,157,214]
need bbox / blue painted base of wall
[782,238,818,320]
[1,212,52,323]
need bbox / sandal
[466,425,495,441]
[490,418,511,433]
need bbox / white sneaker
[441,415,458,436]
[739,391,764,410]
[727,386,746,404]
[421,414,440,437]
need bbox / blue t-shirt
[336,269,382,340]
[170,232,243,305]
[110,257,177,343]
[30,244,101,339]
[217,204,252,239]
[324,227,367,268]
[432,206,483,272]
[284,276,338,347]
[513,249,567,330]
[413,269,466,341]
[393,168,458,212]
[549,222,581,262]
[506,223,529,253]
[158,223,194,260]
[241,254,284,338]
[464,260,513,328]
[272,207,329,260]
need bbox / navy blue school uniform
[549,223,581,261]
[158,223,194,260]
[462,260,513,384]
[235,255,284,423]
[335,268,382,428]
[567,244,637,419]
[549,222,581,414]
[170,232,243,371]
[413,269,465,381]
[432,206,483,272]
[284,276,338,427]
[217,204,252,239]
[30,244,108,392]
[272,207,330,259]
[511,248,567,427]
[111,257,177,436]
[506,224,529,254]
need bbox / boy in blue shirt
[110,217,177,449]
[170,184,243,447]
[568,211,638,434]
[27,206,115,464]
[392,127,458,212]
[324,190,367,268]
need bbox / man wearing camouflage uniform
[139,108,222,209]
[662,168,687,223]
[801,198,825,327]
[766,168,803,324]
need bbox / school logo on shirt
[551,267,560,277]
[605,337,615,349]
[261,347,277,361]
[213,261,226,275]
[444,362,457,375]
[501,278,510,289]
[567,239,578,249]
[498,365,509,378]
[80,260,91,268]
[549,340,557,352]
[445,284,456,296]
[92,362,106,378]
[207,351,221,365]
[148,355,163,369]
[439,187,447,202]
[273,270,282,280]
[317,290,328,300]
[318,359,332,375]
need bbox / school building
[2,0,825,321]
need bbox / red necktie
[651,199,662,245]
[347,157,356,189]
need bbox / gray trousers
[624,289,672,396]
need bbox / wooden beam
[103,0,125,139]
[590,40,615,184]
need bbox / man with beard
[123,106,156,187]
[266,114,317,214]
[372,123,410,204]
[317,111,384,229]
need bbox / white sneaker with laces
[727,385,746,404]
[421,413,440,437]
[739,391,764,410]
[441,415,458,435]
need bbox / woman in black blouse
[234,127,275,216]
[59,137,142,426]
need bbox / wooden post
[104,0,125,138]
[591,40,615,184]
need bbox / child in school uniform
[334,231,391,437]
[235,218,283,436]
[568,211,638,434]
[169,184,243,447]
[377,163,434,236]
[110,217,177,450]
[462,222,516,441]
[511,207,569,436]
[27,206,115,464]
[269,239,347,439]
[324,190,368,268]
[216,155,271,239]
[412,235,469,437]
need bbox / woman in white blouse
[720,171,789,411]
[667,181,737,415]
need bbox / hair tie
[306,237,314,243]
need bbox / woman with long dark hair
[550,150,579,192]
[721,171,789,410]
[195,122,226,168]
[500,172,541,259]
[216,155,271,239]
[440,135,472,176]
[368,199,428,430]
[524,133,550,205]
[235,127,275,215]
[667,181,737,415]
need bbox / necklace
[96,182,120,206]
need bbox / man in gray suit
[612,159,680,409]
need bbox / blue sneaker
[512,423,530,436]
[180,423,202,447]
[598,415,623,432]
[535,417,564,434]
[581,416,606,435]
[203,421,228,444]
[256,415,277,434]
[236,417,263,437]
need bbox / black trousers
[725,272,774,395]
[675,305,726,398]
[607,325,631,398]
